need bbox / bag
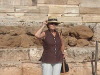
[61,58,69,73]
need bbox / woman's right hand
[42,20,48,26]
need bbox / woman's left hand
[62,52,66,58]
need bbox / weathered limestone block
[39,6,49,14]
[68,37,77,46]
[74,25,94,39]
[15,6,49,14]
[19,15,47,22]
[22,63,42,75]
[64,7,79,14]
[49,5,79,14]
[67,0,80,5]
[14,13,25,17]
[67,62,100,75]
[0,22,19,26]
[44,0,67,5]
[24,13,47,16]
[63,14,79,16]
[20,0,33,6]
[0,6,14,12]
[11,0,21,5]
[0,0,37,6]
[0,0,20,5]
[0,13,24,18]
[0,18,20,24]
[66,47,100,62]
[0,21,41,26]
[29,47,43,61]
[48,14,62,16]
[0,0,3,5]
[80,7,100,14]
[15,6,39,13]
[37,0,45,4]
[24,13,48,17]
[1,0,12,5]
[0,13,24,20]
[58,16,82,22]
[77,39,90,47]
[0,67,22,75]
[64,63,92,75]
[0,13,8,18]
[92,23,100,42]
[49,5,66,14]
[80,0,100,7]
[0,62,100,75]
[0,48,30,62]
[82,14,100,22]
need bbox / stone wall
[0,0,100,25]
[0,0,100,40]
[0,0,100,75]
[0,47,100,75]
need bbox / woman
[34,16,65,75]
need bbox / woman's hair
[46,24,49,29]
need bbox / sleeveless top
[39,29,63,63]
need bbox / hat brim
[47,21,60,24]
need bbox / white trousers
[41,62,62,75]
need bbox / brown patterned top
[39,29,63,63]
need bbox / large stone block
[0,13,23,20]
[37,0,45,4]
[66,47,100,62]
[44,0,67,5]
[58,16,82,22]
[64,7,79,14]
[65,63,92,75]
[82,14,100,22]
[0,0,37,6]
[92,23,100,42]
[80,7,100,14]
[11,0,21,5]
[0,67,22,75]
[49,5,66,14]
[48,14,62,17]
[49,5,79,14]
[39,6,49,14]
[22,63,42,75]
[1,0,12,5]
[0,6,14,12]
[20,0,37,6]
[0,0,3,5]
[63,14,79,16]
[0,48,30,62]
[0,0,20,5]
[15,6,39,13]
[14,13,25,17]
[0,13,8,18]
[15,6,49,14]
[29,47,43,61]
[80,0,100,7]
[67,0,80,5]
[19,15,48,22]
[24,13,47,16]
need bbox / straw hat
[47,16,60,24]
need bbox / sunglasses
[48,23,58,26]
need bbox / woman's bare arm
[60,33,65,53]
[34,22,47,39]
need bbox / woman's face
[47,23,58,30]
